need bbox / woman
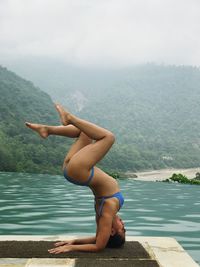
[26,104,125,254]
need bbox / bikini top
[96,192,124,216]
[63,167,94,186]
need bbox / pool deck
[0,235,199,267]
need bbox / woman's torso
[64,164,121,217]
[90,166,120,197]
[64,163,120,197]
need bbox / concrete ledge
[0,236,199,267]
[26,259,159,267]
[127,236,199,267]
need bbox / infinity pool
[0,172,199,264]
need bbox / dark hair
[106,233,125,248]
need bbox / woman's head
[106,215,126,248]
[106,233,125,248]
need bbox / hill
[1,63,200,173]
[0,66,72,174]
[7,61,200,172]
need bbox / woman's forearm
[73,236,96,244]
[71,243,101,252]
[48,241,100,254]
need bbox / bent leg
[25,122,93,169]
[25,123,81,138]
[55,105,115,173]
[63,132,92,168]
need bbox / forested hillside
[0,66,72,174]
[78,65,200,171]
[1,63,200,173]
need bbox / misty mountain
[0,65,72,174]
[7,61,200,171]
[1,63,200,173]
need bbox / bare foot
[25,122,49,138]
[55,104,71,126]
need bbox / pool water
[0,172,199,264]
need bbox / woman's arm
[49,243,99,253]
[53,236,96,247]
[73,236,96,244]
[69,213,112,252]
[48,212,113,254]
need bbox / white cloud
[0,0,200,67]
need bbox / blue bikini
[96,192,124,216]
[64,167,95,186]
[63,167,124,216]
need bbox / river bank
[125,167,200,181]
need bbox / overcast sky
[0,0,200,67]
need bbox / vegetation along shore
[1,64,200,175]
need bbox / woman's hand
[54,239,75,247]
[48,244,73,254]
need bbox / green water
[0,172,199,264]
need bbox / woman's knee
[106,131,115,145]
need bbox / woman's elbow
[95,243,106,252]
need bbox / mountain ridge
[1,63,200,173]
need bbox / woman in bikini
[25,104,125,254]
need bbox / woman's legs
[25,123,80,138]
[62,132,92,168]
[26,104,115,179]
[25,122,92,169]
[55,104,115,177]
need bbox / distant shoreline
[125,167,200,181]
